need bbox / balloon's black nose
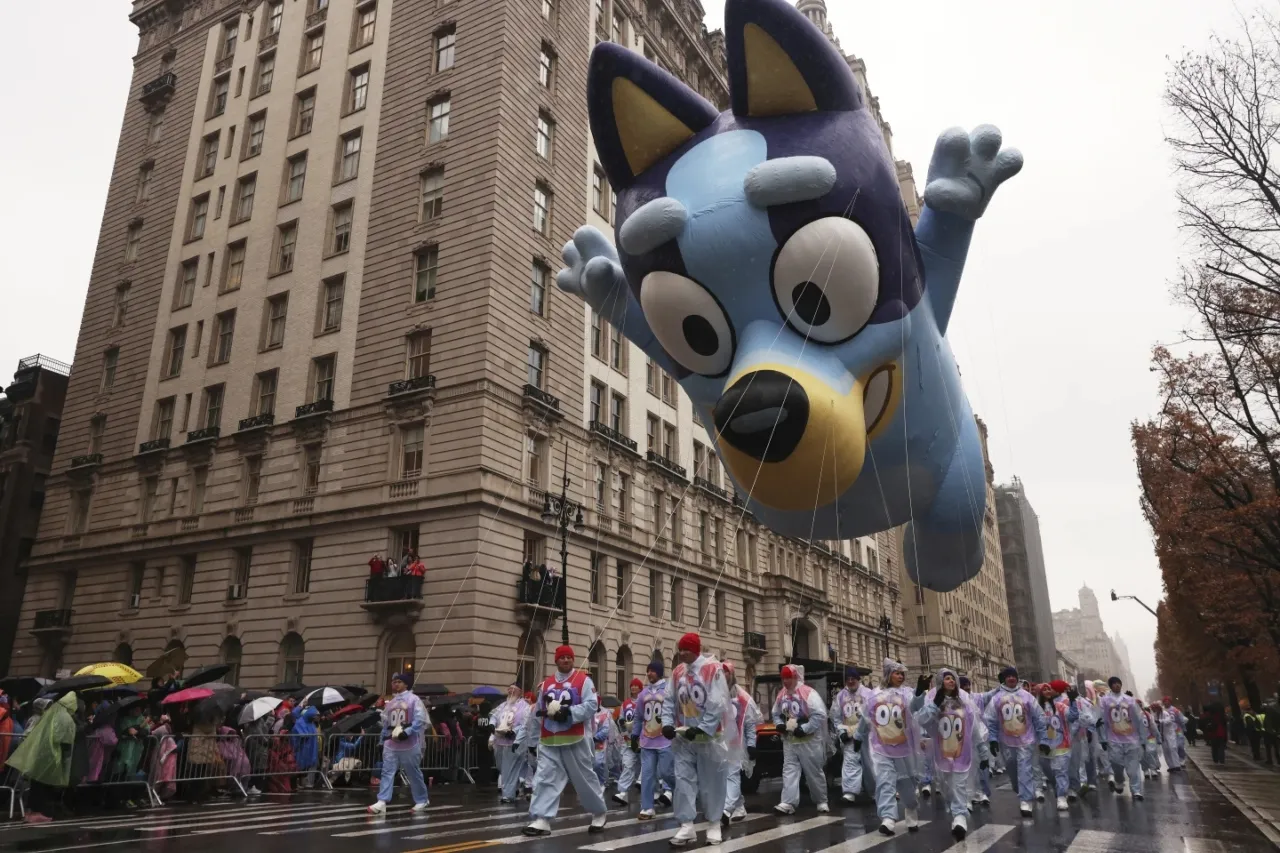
[713,370,808,463]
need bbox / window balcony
[516,571,564,610]
[4,380,34,402]
[360,575,425,623]
[589,420,637,453]
[388,374,436,397]
[295,398,334,419]
[694,476,729,501]
[238,413,274,431]
[69,453,103,470]
[744,630,766,653]
[305,6,327,29]
[646,450,687,480]
[141,72,177,107]
[258,32,279,52]
[31,609,73,640]
[522,384,560,412]
[214,55,233,74]
[186,426,220,443]
[138,437,170,455]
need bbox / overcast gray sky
[0,1,1256,693]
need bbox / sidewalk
[1186,742,1280,846]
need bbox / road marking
[795,819,930,853]
[489,815,648,844]
[580,815,769,851]
[707,816,842,852]
[143,802,398,832]
[940,824,1014,852]
[1065,830,1238,852]
[325,807,565,838]
[377,815,574,842]
[401,842,502,853]
[192,804,462,835]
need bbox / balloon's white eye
[690,684,707,706]
[1002,704,1015,721]
[953,718,964,739]
[939,718,953,739]
[640,272,735,376]
[772,216,880,344]
[875,705,891,726]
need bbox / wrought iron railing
[141,72,177,104]
[238,413,274,431]
[186,426,220,443]
[388,374,436,396]
[589,420,637,452]
[70,453,103,468]
[295,399,334,418]
[646,450,687,479]
[522,384,560,411]
[694,476,729,500]
[516,574,564,609]
[365,575,424,603]
[33,609,73,631]
[138,438,170,454]
[744,630,766,652]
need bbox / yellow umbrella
[74,662,144,686]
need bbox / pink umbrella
[161,686,215,705]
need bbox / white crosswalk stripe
[705,815,842,852]
[142,803,388,832]
[940,824,1014,852]
[321,805,540,838]
[1065,829,1238,852]
[579,814,769,850]
[799,825,912,853]
[490,815,653,844]
[191,803,461,835]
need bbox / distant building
[1112,633,1138,694]
[1051,586,1137,690]
[0,355,70,676]
[994,477,1059,682]
[1056,649,1079,685]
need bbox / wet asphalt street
[0,744,1276,853]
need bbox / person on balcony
[522,645,609,836]
[631,660,674,819]
[367,672,429,816]
[369,555,385,577]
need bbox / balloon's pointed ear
[588,42,720,191]
[724,0,862,117]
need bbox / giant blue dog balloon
[558,0,1022,592]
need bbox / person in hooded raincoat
[290,705,321,788]
[831,667,873,804]
[912,666,990,841]
[1036,681,1079,811]
[662,632,734,848]
[722,660,760,823]
[771,663,828,815]
[5,691,78,823]
[981,666,1048,817]
[1157,700,1185,771]
[1097,676,1149,801]
[1138,700,1162,778]
[491,683,532,803]
[612,678,643,805]
[854,659,921,836]
[959,676,991,808]
[631,659,674,819]
[592,705,617,786]
[1066,681,1097,796]
[112,708,150,783]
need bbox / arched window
[384,629,416,695]
[112,643,133,666]
[588,642,607,693]
[614,645,633,697]
[280,632,305,684]
[219,636,242,685]
[790,619,813,660]
[517,630,544,692]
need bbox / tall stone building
[900,417,1015,691]
[1052,585,1130,685]
[994,477,1059,681]
[10,0,920,693]
[1112,632,1137,692]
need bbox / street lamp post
[878,614,892,659]
[541,440,584,646]
[1110,589,1158,618]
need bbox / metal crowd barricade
[78,731,161,807]
[420,735,470,783]
[324,732,381,789]
[240,732,333,791]
[0,733,24,820]
[165,732,250,797]
[459,737,483,784]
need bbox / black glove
[796,716,809,729]
[534,709,545,718]
[661,725,677,740]
[396,730,409,741]
[775,722,787,735]
[1067,686,1079,702]
[851,739,862,751]
[682,726,702,741]
[746,745,757,760]
[980,759,990,770]
[630,736,640,753]
[1101,742,1109,751]
[1087,731,1094,744]
[989,741,999,756]
[839,731,851,744]
[933,689,946,707]
[1039,743,1051,756]
[529,746,537,757]
[553,706,571,723]
[915,675,931,696]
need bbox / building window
[400,423,424,478]
[538,46,555,88]
[124,224,142,262]
[661,370,676,405]
[311,354,336,401]
[589,551,603,604]
[428,96,450,143]
[265,293,288,348]
[220,20,239,59]
[234,173,257,222]
[294,88,317,136]
[254,369,277,416]
[663,423,677,461]
[338,129,362,180]
[609,392,625,433]
[289,539,313,594]
[142,477,160,521]
[346,64,370,113]
[609,324,625,371]
[245,112,267,158]
[541,0,553,20]
[353,2,377,48]
[113,282,131,326]
[154,397,175,439]
[435,26,456,71]
[591,313,605,359]
[199,132,219,178]
[589,380,604,423]
[177,555,196,604]
[526,343,546,388]
[699,510,709,551]
[267,1,284,33]
[174,259,198,310]
[165,327,187,378]
[275,222,297,272]
[321,275,345,331]
[594,461,607,509]
[148,109,165,144]
[670,577,683,622]
[529,261,548,315]
[212,310,236,364]
[536,114,554,159]
[188,195,209,241]
[419,168,444,220]
[616,561,631,611]
[526,433,546,484]
[413,246,439,302]
[201,385,224,429]
[282,153,308,204]
[222,240,246,293]
[303,444,322,493]
[592,168,609,219]
[220,636,243,681]
[302,29,325,72]
[281,632,305,682]
[649,568,662,617]
[532,185,550,234]
[330,203,353,255]
[190,466,209,514]
[407,331,431,378]
[646,413,658,453]
[87,415,106,454]
[615,470,630,520]
[210,76,230,117]
[254,51,276,95]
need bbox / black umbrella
[192,690,239,724]
[413,682,450,697]
[342,684,366,696]
[40,674,111,697]
[271,682,308,695]
[0,676,52,704]
[332,709,379,734]
[92,694,147,727]
[600,696,621,709]
[426,693,470,708]
[181,664,231,689]
[356,692,380,708]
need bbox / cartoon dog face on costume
[873,696,908,746]
[841,699,863,726]
[642,698,664,737]
[1110,705,1134,736]
[621,704,636,727]
[999,697,1027,737]
[779,696,804,721]
[498,709,515,730]
[939,708,966,759]
[676,680,706,722]
[541,684,582,733]
[584,0,922,530]
[1045,711,1064,747]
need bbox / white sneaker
[1020,801,1034,816]
[904,808,919,831]
[979,793,990,806]
[729,805,746,822]
[589,813,608,833]
[523,818,551,836]
[659,790,673,807]
[816,802,829,814]
[367,800,387,815]
[773,803,795,815]
[706,824,722,845]
[1056,796,1068,811]
[951,815,967,841]
[670,823,697,847]
[842,792,856,803]
[612,793,628,806]
[878,819,895,836]
[246,786,261,796]
[1036,789,1046,802]
[411,802,429,813]
[638,809,656,820]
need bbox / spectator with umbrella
[238,696,281,796]
[291,704,322,788]
[111,698,150,805]
[5,690,79,824]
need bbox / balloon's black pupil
[792,281,831,327]
[683,315,718,357]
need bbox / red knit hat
[781,664,798,679]
[723,660,735,677]
[1049,680,1070,694]
[554,645,575,660]
[630,677,644,690]
[677,632,701,655]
